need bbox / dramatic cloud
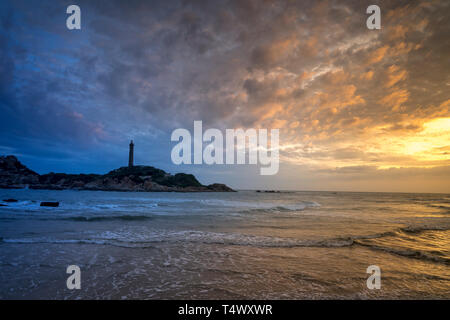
[0,0,449,192]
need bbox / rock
[40,202,59,207]
[207,183,236,192]
[3,199,18,202]
[0,204,7,207]
[0,155,39,188]
[0,155,235,192]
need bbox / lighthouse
[128,140,134,167]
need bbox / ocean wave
[0,198,321,221]
[0,226,444,248]
[237,202,321,214]
[1,198,320,211]
[0,200,39,208]
[0,232,352,249]
[426,204,450,211]
[399,224,450,233]
[354,241,450,265]
[0,201,159,211]
[0,238,107,245]
[64,215,154,222]
[353,225,450,265]
[2,224,448,265]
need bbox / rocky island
[0,155,234,192]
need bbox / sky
[0,0,449,193]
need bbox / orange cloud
[388,25,408,40]
[385,65,407,87]
[380,89,410,111]
[361,71,374,80]
[367,46,389,65]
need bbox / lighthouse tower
[128,140,134,167]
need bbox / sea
[0,189,449,299]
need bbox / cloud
[379,89,410,111]
[367,45,389,65]
[0,0,449,191]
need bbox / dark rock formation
[0,156,39,188]
[206,183,235,192]
[0,155,235,192]
[40,201,59,207]
[3,199,18,202]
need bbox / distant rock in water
[40,201,59,207]
[0,155,235,192]
[3,199,18,202]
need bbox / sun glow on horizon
[401,118,450,160]
[278,117,450,171]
